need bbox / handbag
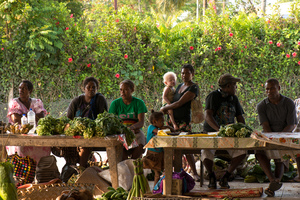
[35,155,60,183]
[191,84,204,124]
[6,153,37,186]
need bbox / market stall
[144,131,300,195]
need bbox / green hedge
[1,1,300,129]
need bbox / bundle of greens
[95,112,135,146]
[64,117,96,139]
[36,115,70,136]
[218,123,253,138]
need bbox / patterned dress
[6,98,51,163]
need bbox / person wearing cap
[256,78,297,197]
[201,73,247,189]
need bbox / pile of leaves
[36,116,70,136]
[218,123,253,138]
[35,112,135,146]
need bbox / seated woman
[6,80,50,163]
[54,76,108,173]
[109,80,147,160]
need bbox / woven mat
[18,183,94,200]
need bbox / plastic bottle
[21,114,27,126]
[27,108,36,133]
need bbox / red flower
[210,85,213,89]
[74,23,76,26]
[115,19,119,22]
[157,24,160,28]
[215,48,218,52]
[124,54,128,59]
[85,46,87,49]
[66,27,69,30]
[217,46,222,50]
[276,42,281,47]
[1,48,3,50]
[298,41,300,45]
[55,22,59,25]
[87,63,91,68]
[245,46,247,49]
[298,61,300,65]
[189,46,194,50]
[267,20,270,23]
[229,32,233,37]
[261,84,264,87]
[134,27,136,31]
[292,52,297,57]
[191,28,194,31]
[115,73,120,78]
[68,58,73,62]
[286,54,290,58]
[70,14,74,18]
[268,40,273,44]
[241,50,243,52]
[213,6,216,10]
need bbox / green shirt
[109,97,148,120]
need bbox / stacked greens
[218,123,253,138]
[36,116,70,136]
[35,112,135,146]
[0,162,18,200]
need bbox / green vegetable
[65,117,96,139]
[0,162,18,200]
[218,123,253,138]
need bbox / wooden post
[261,0,266,17]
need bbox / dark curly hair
[120,80,135,91]
[83,77,99,89]
[181,64,194,74]
[149,110,164,124]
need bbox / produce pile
[5,123,33,134]
[0,162,18,200]
[36,112,135,146]
[97,186,129,200]
[218,123,253,138]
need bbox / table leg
[164,148,173,195]
[107,145,122,188]
[173,149,182,172]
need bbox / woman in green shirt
[109,80,148,160]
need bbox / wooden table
[0,134,123,188]
[144,132,300,195]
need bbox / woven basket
[18,183,94,200]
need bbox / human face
[165,75,176,87]
[84,81,97,99]
[265,82,280,100]
[223,82,237,96]
[154,116,164,129]
[120,83,133,101]
[18,82,31,99]
[181,68,194,83]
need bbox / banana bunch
[6,123,33,134]
[98,187,128,200]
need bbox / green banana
[103,190,115,198]
[107,186,116,191]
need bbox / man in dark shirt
[202,74,246,189]
[256,78,297,197]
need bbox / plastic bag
[118,134,139,150]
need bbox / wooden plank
[164,148,173,195]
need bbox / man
[202,73,247,189]
[256,78,297,197]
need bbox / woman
[109,80,147,160]
[160,64,201,181]
[6,80,50,163]
[57,77,108,170]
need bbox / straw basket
[18,183,94,200]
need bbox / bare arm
[282,124,296,132]
[130,112,145,133]
[11,113,22,124]
[163,87,172,105]
[236,115,245,124]
[205,109,220,131]
[162,125,175,132]
[261,121,272,132]
[160,91,195,113]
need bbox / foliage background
[1,0,300,130]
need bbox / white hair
[163,72,177,82]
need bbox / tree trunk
[203,0,206,16]
[114,0,118,13]
[138,0,141,12]
[261,0,266,16]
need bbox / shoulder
[283,96,295,105]
[111,97,122,104]
[31,98,44,104]
[257,98,267,109]
[206,90,219,99]
[132,96,145,104]
[95,93,107,101]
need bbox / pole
[114,0,118,14]
[261,0,266,17]
[203,0,206,17]
[196,0,199,21]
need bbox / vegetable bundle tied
[218,123,253,138]
[126,158,150,200]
